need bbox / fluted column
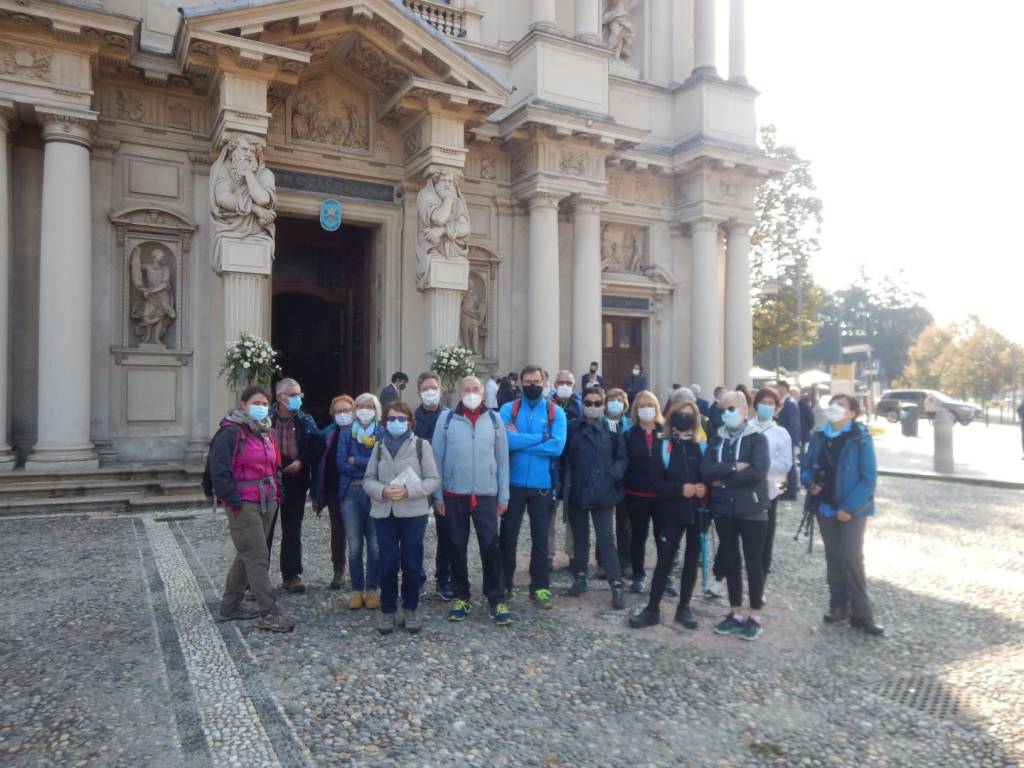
[569,196,604,381]
[574,0,601,43]
[690,218,723,396]
[527,192,562,373]
[0,110,14,470]
[222,273,270,342]
[693,0,718,77]
[729,0,747,84]
[532,0,560,33]
[725,222,754,388]
[26,116,99,471]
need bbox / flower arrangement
[221,333,281,387]
[430,343,477,393]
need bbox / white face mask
[632,368,641,376]
[584,406,605,420]
[556,384,573,400]
[638,406,657,424]
[334,412,354,427]
[826,404,847,424]
[462,392,483,410]
[356,408,375,425]
[420,388,441,407]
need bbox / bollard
[933,408,955,474]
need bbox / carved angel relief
[290,75,369,150]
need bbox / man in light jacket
[432,376,512,626]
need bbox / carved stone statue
[622,231,643,273]
[603,0,639,61]
[209,134,277,264]
[460,280,487,355]
[415,170,471,290]
[600,223,620,271]
[130,245,176,346]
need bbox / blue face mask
[286,395,302,412]
[247,404,269,422]
[756,403,775,421]
[386,420,408,437]
[606,400,625,416]
[722,409,743,429]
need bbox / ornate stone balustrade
[402,0,466,38]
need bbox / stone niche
[461,246,499,364]
[600,222,647,274]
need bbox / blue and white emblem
[319,198,342,232]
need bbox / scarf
[225,408,271,436]
[383,429,412,457]
[823,420,853,439]
[353,420,378,448]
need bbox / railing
[402,0,466,38]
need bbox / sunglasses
[583,400,604,407]
[386,416,408,423]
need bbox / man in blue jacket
[776,380,802,501]
[498,364,568,609]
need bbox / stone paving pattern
[1,477,1022,767]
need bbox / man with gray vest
[432,375,512,626]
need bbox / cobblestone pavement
[1,477,1022,767]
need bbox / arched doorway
[272,216,372,425]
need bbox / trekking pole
[699,527,708,594]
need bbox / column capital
[38,110,97,149]
[0,99,16,134]
[564,192,609,214]
[726,218,756,235]
[688,216,726,233]
[521,189,563,210]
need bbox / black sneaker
[674,605,698,630]
[850,617,885,637]
[628,606,660,628]
[435,584,455,601]
[713,614,745,636]
[824,605,851,624]
[610,581,626,610]
[629,574,647,593]
[568,573,588,597]
[739,617,763,641]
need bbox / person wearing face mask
[550,370,582,571]
[701,391,771,641]
[562,388,628,608]
[312,395,356,591]
[622,391,665,593]
[750,388,793,592]
[802,395,882,636]
[413,372,453,601]
[602,388,633,578]
[431,376,512,626]
[268,377,326,595]
[775,380,802,501]
[623,363,648,405]
[581,361,604,392]
[209,385,293,633]
[630,403,708,629]
[363,402,440,635]
[380,371,409,409]
[336,393,385,610]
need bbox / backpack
[201,425,244,499]
[444,409,501,434]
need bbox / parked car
[876,389,984,426]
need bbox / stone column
[532,0,560,33]
[26,117,99,471]
[222,272,270,342]
[574,0,601,43]
[569,196,603,383]
[729,0,748,84]
[526,192,562,373]
[693,0,718,77]
[690,218,723,396]
[0,110,14,470]
[423,287,465,355]
[724,221,753,389]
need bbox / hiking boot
[377,611,396,635]
[489,602,513,627]
[628,606,660,629]
[713,614,746,636]
[254,609,295,633]
[739,617,763,641]
[219,602,261,622]
[448,599,471,622]
[611,581,626,610]
[436,584,455,602]
[568,573,588,597]
[329,573,345,591]
[664,579,679,598]
[675,605,698,630]
[348,592,365,610]
[824,604,850,624]
[401,609,422,634]
[280,576,306,594]
[531,588,554,609]
[594,565,607,581]
[850,617,885,637]
[364,592,381,610]
[629,574,647,594]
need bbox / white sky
[730,0,1024,342]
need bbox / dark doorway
[602,315,644,394]
[272,217,372,426]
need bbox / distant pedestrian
[312,395,354,591]
[775,380,801,501]
[623,363,648,404]
[581,361,604,392]
[708,386,726,432]
[799,387,816,464]
[379,371,409,409]
[691,384,711,417]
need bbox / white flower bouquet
[430,344,477,393]
[220,333,281,387]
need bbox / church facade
[0,0,782,470]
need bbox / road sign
[842,343,871,355]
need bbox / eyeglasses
[556,381,573,387]
[283,392,304,399]
[386,416,408,423]
[583,400,604,407]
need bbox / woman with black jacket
[622,391,665,593]
[701,391,771,641]
[629,401,709,630]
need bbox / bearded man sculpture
[415,170,471,290]
[210,134,278,267]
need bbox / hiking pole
[698,506,709,593]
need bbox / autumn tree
[900,324,955,389]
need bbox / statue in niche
[603,0,639,61]
[130,244,176,346]
[600,223,620,271]
[460,277,488,355]
[209,134,277,261]
[622,231,643,273]
[415,170,471,290]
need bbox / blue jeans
[341,485,379,591]
[373,514,428,614]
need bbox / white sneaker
[704,579,727,600]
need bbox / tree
[938,318,1015,403]
[901,324,955,389]
[751,125,824,359]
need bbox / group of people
[208,363,882,640]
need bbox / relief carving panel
[0,42,52,79]
[601,222,646,274]
[290,74,370,151]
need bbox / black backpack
[201,426,244,499]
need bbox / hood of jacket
[716,420,761,442]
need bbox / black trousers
[500,486,553,593]
[568,505,622,584]
[628,495,661,578]
[713,516,768,610]
[326,491,346,576]
[763,498,779,581]
[817,514,873,620]
[266,477,308,580]
[648,514,701,611]
[435,510,453,588]
[445,495,504,606]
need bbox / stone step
[0,463,204,487]
[0,491,212,516]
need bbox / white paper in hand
[390,467,421,488]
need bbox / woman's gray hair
[354,392,382,421]
[720,390,749,414]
